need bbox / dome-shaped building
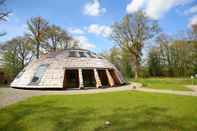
[11,48,125,89]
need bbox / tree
[111,11,159,79]
[120,48,133,78]
[147,47,163,76]
[27,17,48,58]
[101,47,133,79]
[0,0,11,36]
[148,33,197,77]
[191,22,197,40]
[44,25,74,51]
[2,36,33,79]
[156,33,175,76]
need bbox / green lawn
[132,77,197,91]
[0,91,197,131]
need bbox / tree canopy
[111,11,159,79]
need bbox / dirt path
[0,85,197,109]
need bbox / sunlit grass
[0,91,197,130]
[132,77,197,91]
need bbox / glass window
[30,64,49,84]
[87,52,96,58]
[79,52,87,57]
[98,56,104,59]
[69,51,77,57]
[16,69,25,79]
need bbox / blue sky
[0,0,196,53]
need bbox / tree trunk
[134,70,138,80]
[134,56,140,80]
[36,41,40,59]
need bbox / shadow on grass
[95,106,197,131]
[0,100,97,131]
[0,101,197,131]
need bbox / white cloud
[184,5,197,15]
[145,0,192,19]
[68,27,84,35]
[126,0,145,14]
[86,24,112,37]
[83,0,106,16]
[188,15,197,27]
[126,0,193,19]
[75,35,95,49]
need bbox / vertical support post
[94,68,102,88]
[114,69,124,84]
[78,68,84,89]
[106,69,115,87]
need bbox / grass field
[132,77,197,91]
[0,91,197,131]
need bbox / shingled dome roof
[11,48,125,89]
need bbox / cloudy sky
[0,0,196,52]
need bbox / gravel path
[0,86,133,109]
[137,88,197,96]
[0,84,197,109]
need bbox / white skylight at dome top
[43,49,103,59]
[67,49,100,58]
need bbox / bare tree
[0,0,10,22]
[44,25,74,51]
[0,0,11,36]
[2,36,33,67]
[27,17,48,58]
[111,11,159,79]
[2,36,34,78]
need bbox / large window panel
[16,69,25,79]
[30,64,49,85]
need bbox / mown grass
[132,77,197,91]
[0,91,197,131]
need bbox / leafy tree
[147,47,163,76]
[156,33,175,76]
[148,33,197,77]
[111,11,159,79]
[120,49,133,78]
[101,47,133,79]
[2,36,34,79]
[27,17,48,58]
